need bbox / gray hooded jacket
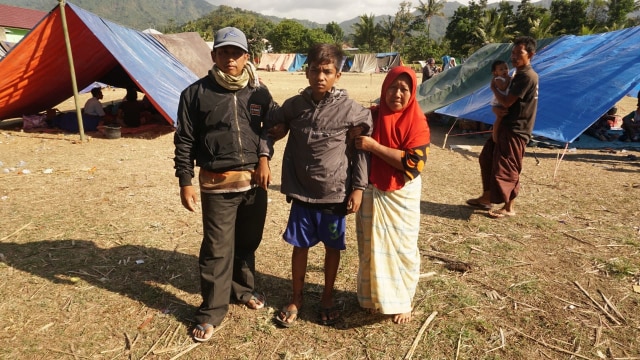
[268,87,372,204]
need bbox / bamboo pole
[58,0,86,142]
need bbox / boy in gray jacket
[268,43,373,327]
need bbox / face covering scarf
[211,61,260,91]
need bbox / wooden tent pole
[58,0,86,142]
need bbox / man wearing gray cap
[174,26,277,342]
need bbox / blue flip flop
[192,323,215,342]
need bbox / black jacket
[174,73,277,187]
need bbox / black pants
[195,187,267,326]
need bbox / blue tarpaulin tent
[0,2,198,125]
[287,53,307,72]
[435,26,640,143]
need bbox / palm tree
[377,16,397,52]
[414,0,446,46]
[474,9,512,47]
[352,14,378,51]
[528,13,557,39]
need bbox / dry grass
[0,71,639,360]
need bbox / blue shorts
[283,202,346,250]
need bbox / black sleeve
[173,87,197,187]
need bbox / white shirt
[84,97,105,117]
[491,76,509,107]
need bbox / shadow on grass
[0,239,389,329]
[0,118,174,140]
[421,200,475,220]
[0,239,200,325]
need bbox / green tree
[377,16,398,52]
[303,28,335,50]
[512,0,548,37]
[393,1,415,54]
[404,34,449,63]
[606,0,636,27]
[325,22,345,44]
[171,4,275,61]
[352,14,379,52]
[445,0,489,57]
[528,12,556,39]
[268,20,308,53]
[550,0,588,35]
[474,8,512,48]
[414,0,446,46]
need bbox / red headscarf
[370,66,431,191]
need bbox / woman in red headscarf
[354,66,431,324]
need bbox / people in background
[466,36,539,219]
[441,55,451,70]
[421,58,439,83]
[442,55,457,71]
[621,103,640,142]
[586,107,619,141]
[83,87,107,121]
[118,87,144,127]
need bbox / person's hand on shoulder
[268,123,289,141]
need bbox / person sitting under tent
[621,103,640,142]
[83,87,109,124]
[117,87,152,127]
[585,107,619,141]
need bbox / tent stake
[59,0,86,142]
[442,117,459,149]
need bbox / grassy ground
[0,71,639,359]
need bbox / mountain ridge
[3,0,551,38]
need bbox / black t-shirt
[505,65,538,141]
[121,100,142,127]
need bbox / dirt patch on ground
[1,71,639,359]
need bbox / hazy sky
[208,0,469,24]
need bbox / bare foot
[392,311,412,324]
[488,208,516,219]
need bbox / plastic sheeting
[0,2,198,125]
[151,32,213,77]
[350,53,378,73]
[417,38,556,115]
[257,53,295,71]
[288,53,307,72]
[435,26,640,143]
[349,53,401,73]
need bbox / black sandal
[317,300,345,326]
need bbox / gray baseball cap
[213,27,248,52]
